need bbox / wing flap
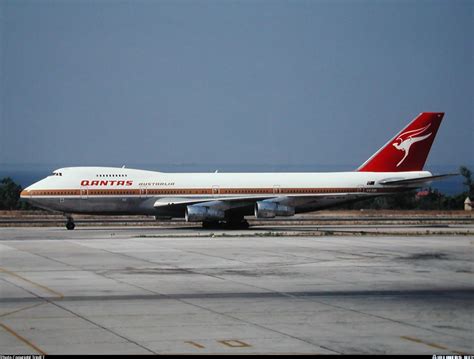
[379,173,457,186]
[153,195,272,208]
[153,191,362,213]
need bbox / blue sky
[1,0,472,170]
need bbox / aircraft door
[80,187,88,199]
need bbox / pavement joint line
[0,267,64,299]
[0,322,46,354]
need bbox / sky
[0,0,472,171]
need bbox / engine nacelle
[185,205,225,222]
[254,201,295,218]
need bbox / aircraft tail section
[357,112,444,172]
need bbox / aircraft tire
[66,221,75,230]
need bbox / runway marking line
[219,339,251,348]
[184,340,205,349]
[400,335,465,354]
[0,322,46,354]
[0,267,64,299]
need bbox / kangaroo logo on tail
[392,124,432,167]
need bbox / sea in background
[0,163,470,196]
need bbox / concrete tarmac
[0,226,473,354]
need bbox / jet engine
[185,205,225,222]
[254,201,295,218]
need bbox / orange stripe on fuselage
[22,187,404,197]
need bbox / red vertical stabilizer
[357,112,444,172]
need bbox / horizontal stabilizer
[379,173,458,186]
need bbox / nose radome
[20,182,37,198]
[20,188,30,198]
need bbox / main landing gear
[202,219,250,229]
[65,216,75,230]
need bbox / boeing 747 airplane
[21,112,453,229]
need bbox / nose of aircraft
[20,173,62,210]
[20,188,30,198]
[20,178,49,208]
[20,184,33,201]
[20,179,43,201]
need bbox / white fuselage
[21,167,431,218]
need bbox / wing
[153,195,273,217]
[153,191,370,219]
[153,195,274,211]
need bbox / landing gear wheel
[202,221,220,229]
[202,219,250,230]
[240,220,250,229]
[66,219,75,230]
[66,221,75,230]
[225,219,250,229]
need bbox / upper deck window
[96,174,128,177]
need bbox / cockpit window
[49,172,62,177]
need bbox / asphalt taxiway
[0,226,473,354]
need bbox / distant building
[416,188,441,200]
[465,197,472,211]
[416,190,430,199]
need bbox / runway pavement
[0,226,473,354]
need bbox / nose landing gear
[65,216,75,230]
